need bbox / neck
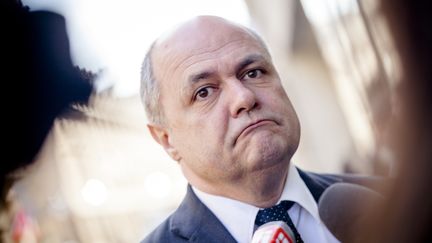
[192,163,290,208]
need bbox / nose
[228,81,258,118]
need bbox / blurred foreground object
[0,0,93,198]
[0,0,93,241]
[355,0,432,242]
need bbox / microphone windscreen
[251,221,295,243]
[318,183,383,242]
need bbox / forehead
[152,18,268,78]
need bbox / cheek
[264,86,292,109]
[264,86,299,129]
[194,96,229,126]
[195,109,229,144]
[173,107,229,150]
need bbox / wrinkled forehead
[151,17,267,74]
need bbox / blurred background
[7,0,401,242]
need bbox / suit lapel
[170,185,237,243]
[169,169,342,242]
[297,168,343,202]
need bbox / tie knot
[254,200,304,243]
[255,200,294,227]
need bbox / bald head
[154,16,267,58]
[140,16,269,124]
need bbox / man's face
[151,18,300,192]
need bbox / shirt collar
[192,162,320,243]
[192,186,259,243]
[280,161,321,221]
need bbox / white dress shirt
[192,162,340,243]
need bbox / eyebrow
[188,70,215,85]
[234,54,266,74]
[187,53,267,85]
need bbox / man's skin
[147,16,301,208]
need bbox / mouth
[234,119,277,145]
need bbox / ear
[147,124,181,161]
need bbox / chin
[245,134,291,171]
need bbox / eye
[194,86,215,101]
[244,69,263,79]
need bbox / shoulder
[297,168,386,201]
[308,170,385,191]
[141,215,187,243]
[141,185,231,243]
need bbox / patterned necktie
[255,200,304,243]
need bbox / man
[140,16,376,243]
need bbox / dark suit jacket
[142,168,380,243]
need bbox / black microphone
[318,183,383,242]
[251,221,295,243]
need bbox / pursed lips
[234,119,276,145]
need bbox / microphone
[251,221,295,243]
[318,183,384,242]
